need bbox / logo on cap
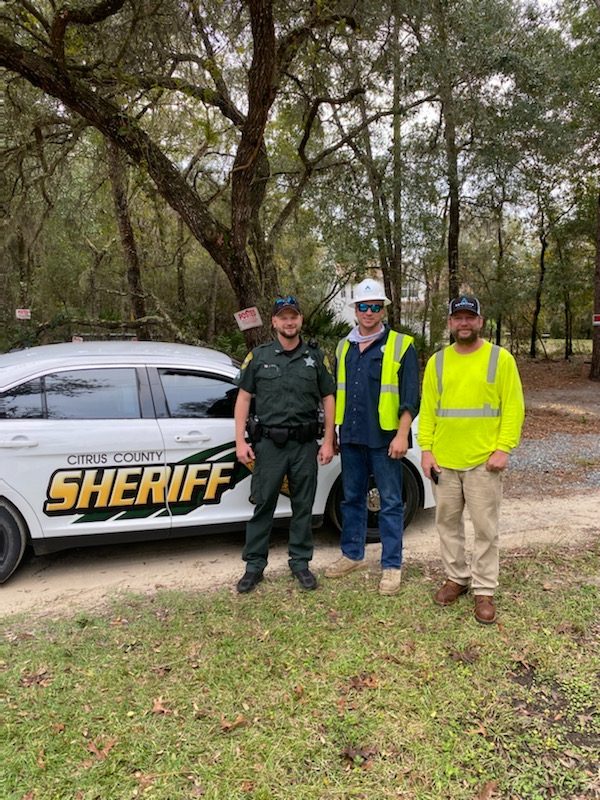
[449,295,481,316]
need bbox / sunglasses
[274,295,298,306]
[356,302,384,313]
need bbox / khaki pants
[433,464,503,595]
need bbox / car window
[158,370,238,418]
[0,378,44,419]
[45,368,141,419]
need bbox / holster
[246,416,263,444]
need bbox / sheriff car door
[0,366,169,543]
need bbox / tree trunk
[530,210,547,359]
[176,216,186,314]
[106,139,147,336]
[206,268,219,344]
[389,0,404,329]
[357,97,390,290]
[444,108,460,302]
[590,191,600,380]
[434,0,460,302]
[495,199,505,346]
[564,291,573,360]
[14,227,31,306]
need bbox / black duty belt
[262,421,319,446]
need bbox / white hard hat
[349,278,391,307]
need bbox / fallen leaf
[240,780,255,792]
[475,780,498,799]
[52,723,65,734]
[467,723,488,736]
[36,749,46,769]
[340,745,378,769]
[151,697,173,715]
[19,668,52,688]
[87,737,117,761]
[134,771,156,791]
[220,714,248,733]
[448,645,480,664]
[347,673,378,691]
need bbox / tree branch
[50,0,126,62]
[0,34,232,273]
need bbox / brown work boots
[473,595,497,625]
[433,579,497,624]
[433,579,468,606]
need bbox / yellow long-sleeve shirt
[418,341,525,469]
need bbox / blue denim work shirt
[338,327,420,449]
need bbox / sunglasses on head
[356,302,384,313]
[274,295,298,306]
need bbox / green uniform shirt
[236,338,335,427]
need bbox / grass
[1,545,599,800]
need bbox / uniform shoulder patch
[240,351,253,370]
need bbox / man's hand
[388,431,408,460]
[236,442,255,465]
[486,449,509,472]
[421,450,441,480]
[318,441,335,465]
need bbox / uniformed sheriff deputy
[234,296,336,593]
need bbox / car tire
[0,501,28,584]
[326,461,421,542]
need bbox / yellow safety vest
[335,330,413,429]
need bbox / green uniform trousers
[243,438,319,573]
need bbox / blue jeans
[340,444,404,569]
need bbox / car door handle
[174,433,211,443]
[0,437,39,448]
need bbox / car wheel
[0,501,28,584]
[327,461,421,542]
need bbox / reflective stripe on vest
[434,344,501,418]
[335,331,413,429]
[334,339,350,425]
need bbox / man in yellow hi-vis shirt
[418,295,524,624]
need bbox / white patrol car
[0,341,434,583]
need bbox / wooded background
[1,0,599,377]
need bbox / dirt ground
[1,356,598,620]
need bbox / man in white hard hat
[324,278,420,595]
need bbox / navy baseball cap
[449,295,481,316]
[272,295,302,315]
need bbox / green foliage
[1,0,597,356]
[212,329,248,361]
